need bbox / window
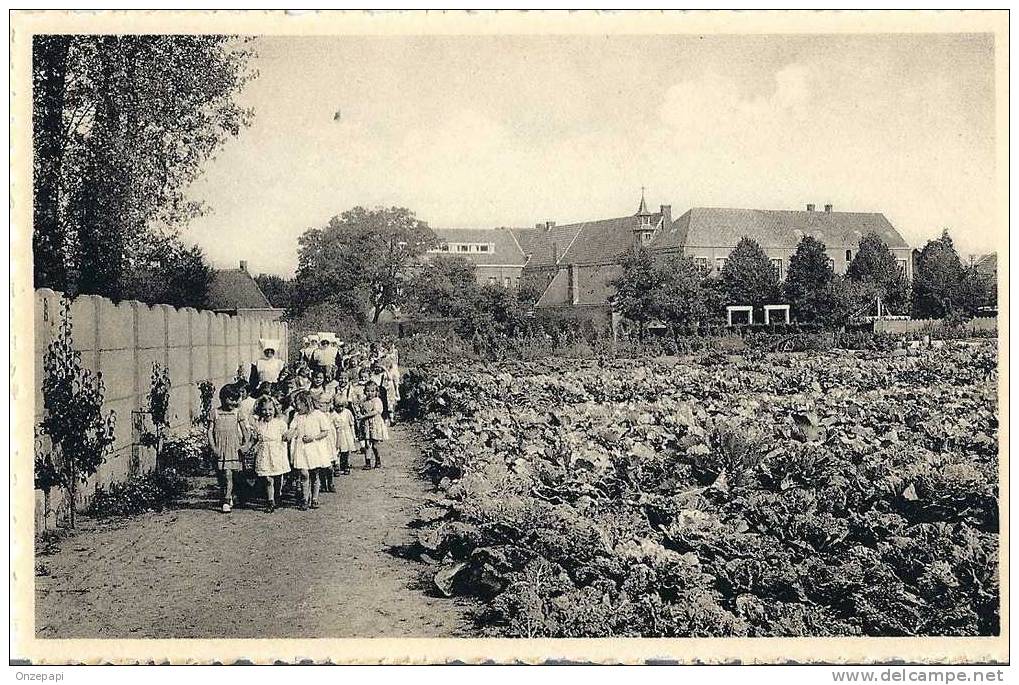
[716,257,727,273]
[896,259,908,276]
[488,276,497,285]
[640,215,651,226]
[828,258,835,271]
[770,258,783,280]
[639,231,652,246]
[479,244,489,252]
[503,276,511,287]
[458,244,469,253]
[441,244,449,252]
[694,257,709,275]
[845,249,852,262]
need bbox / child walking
[331,395,358,475]
[358,383,388,469]
[287,390,333,510]
[209,384,250,513]
[250,396,292,513]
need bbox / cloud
[658,64,813,144]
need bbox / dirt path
[34,425,474,638]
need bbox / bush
[87,468,191,518]
[160,428,214,475]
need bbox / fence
[34,288,288,527]
[874,316,997,335]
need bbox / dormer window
[640,215,651,227]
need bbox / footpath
[35,425,473,639]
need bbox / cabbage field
[402,342,1000,638]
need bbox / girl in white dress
[309,369,339,492]
[251,396,293,513]
[287,391,333,510]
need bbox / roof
[516,212,665,268]
[974,252,997,276]
[206,269,273,310]
[429,227,528,266]
[668,207,909,250]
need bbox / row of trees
[612,230,994,331]
[32,35,255,307]
[269,205,995,335]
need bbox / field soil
[34,425,474,639]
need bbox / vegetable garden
[401,341,1000,637]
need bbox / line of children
[207,337,401,514]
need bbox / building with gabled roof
[423,194,911,331]
[206,260,285,320]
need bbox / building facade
[427,227,529,288]
[428,195,912,328]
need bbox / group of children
[207,335,401,514]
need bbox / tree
[821,276,882,329]
[721,237,779,312]
[119,232,215,309]
[911,230,984,319]
[847,233,909,314]
[254,273,295,310]
[292,206,437,323]
[784,235,834,323]
[32,35,255,297]
[610,247,664,332]
[405,255,480,319]
[40,298,117,528]
[611,247,714,334]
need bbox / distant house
[973,252,997,281]
[206,260,285,320]
[972,252,998,308]
[426,228,529,288]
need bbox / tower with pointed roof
[633,187,655,247]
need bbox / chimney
[824,204,833,213]
[806,203,815,212]
[239,260,248,273]
[551,242,559,264]
[659,204,672,224]
[568,263,580,305]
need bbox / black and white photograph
[9,9,1008,667]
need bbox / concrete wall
[34,289,288,524]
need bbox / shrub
[87,468,191,518]
[160,428,214,476]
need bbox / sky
[183,33,999,277]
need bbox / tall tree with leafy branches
[784,235,834,323]
[32,34,256,299]
[721,237,779,313]
[292,206,437,323]
[847,233,909,314]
